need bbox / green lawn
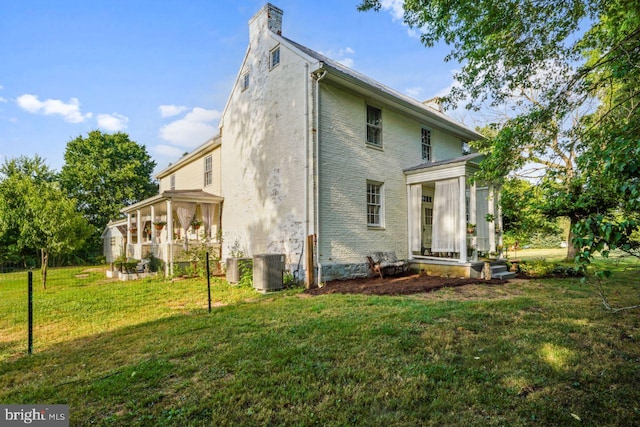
[1,262,639,426]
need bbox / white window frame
[366,105,382,147]
[367,181,384,228]
[270,46,280,70]
[170,174,176,190]
[204,155,212,187]
[422,128,432,162]
[241,72,249,91]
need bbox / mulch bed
[304,273,501,296]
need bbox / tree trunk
[566,217,578,262]
[41,248,48,290]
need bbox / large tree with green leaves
[359,0,640,262]
[60,130,158,240]
[0,156,91,287]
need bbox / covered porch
[121,190,223,276]
[405,154,503,277]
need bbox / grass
[1,261,640,426]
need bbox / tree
[60,131,157,249]
[0,156,91,288]
[359,0,640,262]
[0,155,58,268]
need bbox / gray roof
[282,36,483,141]
[403,153,484,173]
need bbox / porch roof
[403,153,484,174]
[121,190,223,215]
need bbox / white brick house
[105,3,502,282]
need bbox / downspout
[304,63,310,280]
[312,67,327,285]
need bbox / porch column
[488,184,496,253]
[136,209,142,256]
[496,187,503,257]
[458,176,467,263]
[126,213,132,257]
[150,205,156,243]
[408,184,422,255]
[469,179,477,261]
[166,200,173,276]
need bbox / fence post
[206,252,211,313]
[28,271,33,355]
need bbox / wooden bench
[367,251,409,279]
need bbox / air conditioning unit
[252,254,285,292]
[225,257,252,283]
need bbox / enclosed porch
[405,154,503,277]
[121,190,223,276]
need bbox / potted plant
[466,223,476,234]
[153,221,166,231]
[191,219,202,230]
[485,213,495,223]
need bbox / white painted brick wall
[317,83,465,265]
[220,31,309,266]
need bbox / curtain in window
[476,188,490,251]
[432,178,460,253]
[176,202,196,250]
[409,184,422,253]
[201,203,214,240]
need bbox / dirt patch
[305,273,506,296]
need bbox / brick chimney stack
[249,3,283,43]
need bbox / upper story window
[366,105,382,147]
[170,174,176,190]
[241,72,250,91]
[367,181,384,227]
[204,155,212,186]
[421,128,432,162]
[270,46,280,69]
[462,141,471,155]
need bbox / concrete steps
[489,263,516,280]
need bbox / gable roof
[280,36,484,142]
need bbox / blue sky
[1,0,471,174]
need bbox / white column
[136,209,142,248]
[150,205,156,243]
[166,200,173,276]
[488,184,496,253]
[496,187,503,257]
[458,176,467,263]
[126,213,132,257]
[469,179,477,261]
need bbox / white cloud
[158,104,188,117]
[153,144,185,158]
[404,86,424,99]
[320,47,356,68]
[380,0,404,20]
[16,94,92,123]
[0,97,7,103]
[97,113,129,132]
[159,107,221,147]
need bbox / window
[367,181,384,227]
[421,128,432,162]
[110,237,116,247]
[366,105,382,147]
[170,174,175,190]
[241,72,249,91]
[462,141,471,155]
[270,46,280,69]
[204,155,212,186]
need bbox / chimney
[249,3,283,43]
